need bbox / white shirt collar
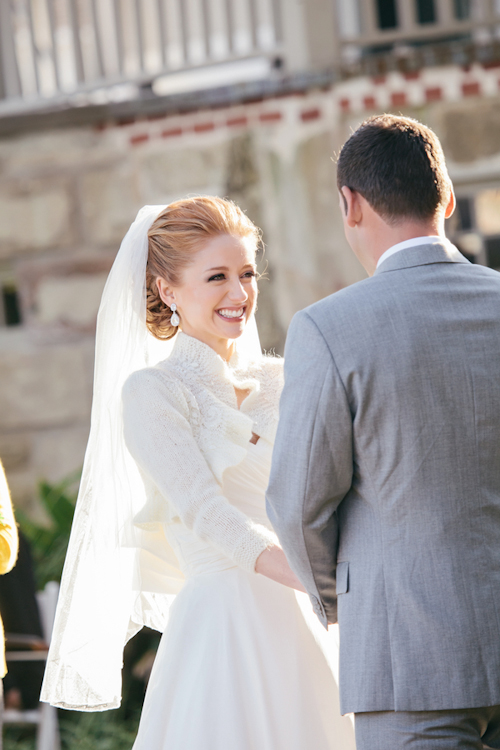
[376,236,443,269]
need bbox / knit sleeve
[122,368,277,573]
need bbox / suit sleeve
[266,310,353,626]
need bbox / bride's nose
[226,278,248,304]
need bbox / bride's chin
[214,319,249,338]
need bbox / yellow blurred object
[0,460,18,678]
[475,189,500,236]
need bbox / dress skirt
[133,566,355,750]
[132,438,355,750]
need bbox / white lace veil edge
[41,204,262,711]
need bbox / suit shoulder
[467,263,500,283]
[302,276,376,322]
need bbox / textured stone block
[35,273,108,326]
[0,433,31,472]
[0,178,74,258]
[80,164,141,245]
[31,425,88,484]
[298,133,365,292]
[442,101,500,163]
[4,468,45,520]
[138,142,227,201]
[0,129,107,174]
[0,329,93,431]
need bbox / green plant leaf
[16,471,80,588]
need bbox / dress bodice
[222,437,272,527]
[165,438,274,578]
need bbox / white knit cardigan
[122,331,283,574]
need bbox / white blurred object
[152,57,273,96]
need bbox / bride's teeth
[218,308,244,318]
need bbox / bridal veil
[41,204,262,710]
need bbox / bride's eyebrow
[205,264,255,272]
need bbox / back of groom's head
[337,115,451,225]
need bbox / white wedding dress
[132,436,355,750]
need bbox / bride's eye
[208,273,225,281]
[242,271,257,279]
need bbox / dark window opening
[2,285,22,326]
[485,237,500,270]
[416,0,436,24]
[377,0,398,29]
[456,197,474,232]
[454,0,470,20]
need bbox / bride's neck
[212,338,235,363]
[181,330,235,362]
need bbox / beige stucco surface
[1,69,499,514]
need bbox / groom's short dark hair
[336,115,451,224]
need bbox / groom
[266,114,500,749]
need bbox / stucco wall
[1,60,499,516]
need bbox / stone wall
[2,60,500,517]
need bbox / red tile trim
[391,91,407,106]
[300,107,321,122]
[161,127,183,138]
[130,133,149,145]
[194,121,216,132]
[259,111,282,122]
[425,86,443,102]
[462,81,481,97]
[227,116,248,127]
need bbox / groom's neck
[356,211,447,277]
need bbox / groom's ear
[339,189,348,215]
[444,185,456,220]
[340,187,361,228]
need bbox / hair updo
[146,196,261,341]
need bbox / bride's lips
[216,306,246,322]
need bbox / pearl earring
[170,303,180,327]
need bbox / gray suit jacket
[266,241,500,715]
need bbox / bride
[41,197,355,750]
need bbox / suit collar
[374,240,470,276]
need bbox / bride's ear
[156,277,175,308]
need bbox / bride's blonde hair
[146,196,261,341]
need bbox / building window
[1,284,22,326]
[448,188,500,270]
[476,188,500,271]
[485,237,500,271]
[456,197,473,232]
[475,189,500,236]
[454,0,471,20]
[377,0,398,29]
[416,0,436,24]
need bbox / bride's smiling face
[156,233,258,359]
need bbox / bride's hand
[255,545,306,592]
